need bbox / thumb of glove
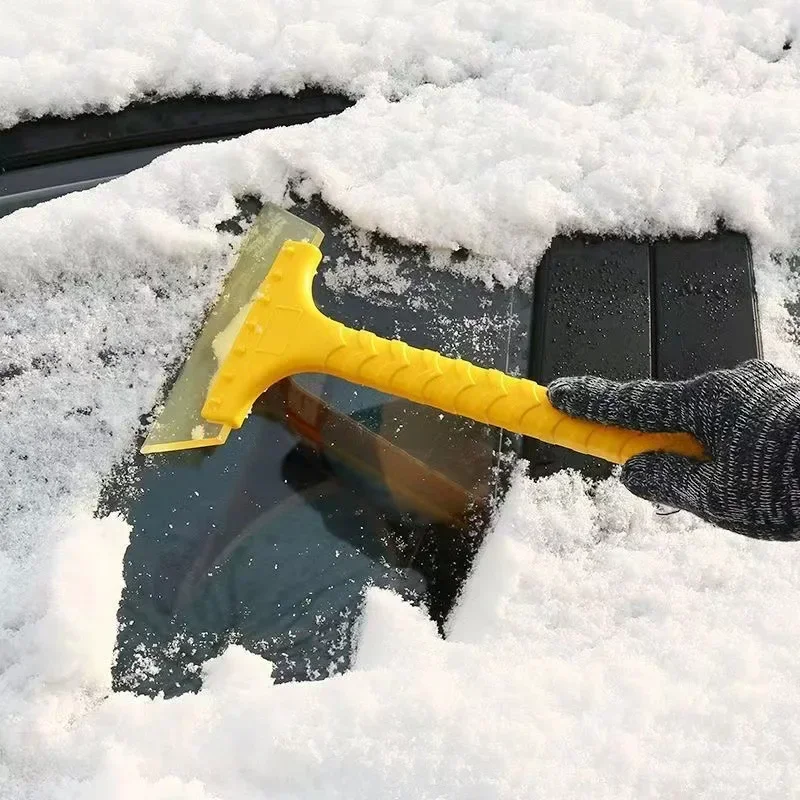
[621,452,714,517]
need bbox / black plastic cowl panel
[525,232,761,478]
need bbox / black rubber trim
[525,231,761,478]
[652,233,762,380]
[526,237,652,479]
[1,89,353,173]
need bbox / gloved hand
[547,360,800,541]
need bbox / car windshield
[102,198,533,697]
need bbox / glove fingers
[621,452,713,515]
[548,376,690,433]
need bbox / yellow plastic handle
[204,241,705,465]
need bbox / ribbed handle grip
[320,325,704,465]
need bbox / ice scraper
[141,204,704,463]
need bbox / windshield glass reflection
[109,374,497,696]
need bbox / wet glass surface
[111,377,497,694]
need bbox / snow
[3,0,800,797]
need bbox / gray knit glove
[547,360,800,541]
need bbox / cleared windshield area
[111,376,497,694]
[102,198,533,697]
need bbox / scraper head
[140,204,323,454]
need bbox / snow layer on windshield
[3,1,800,798]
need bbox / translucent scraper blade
[140,203,324,454]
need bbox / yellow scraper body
[143,205,705,465]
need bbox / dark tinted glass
[112,376,500,694]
